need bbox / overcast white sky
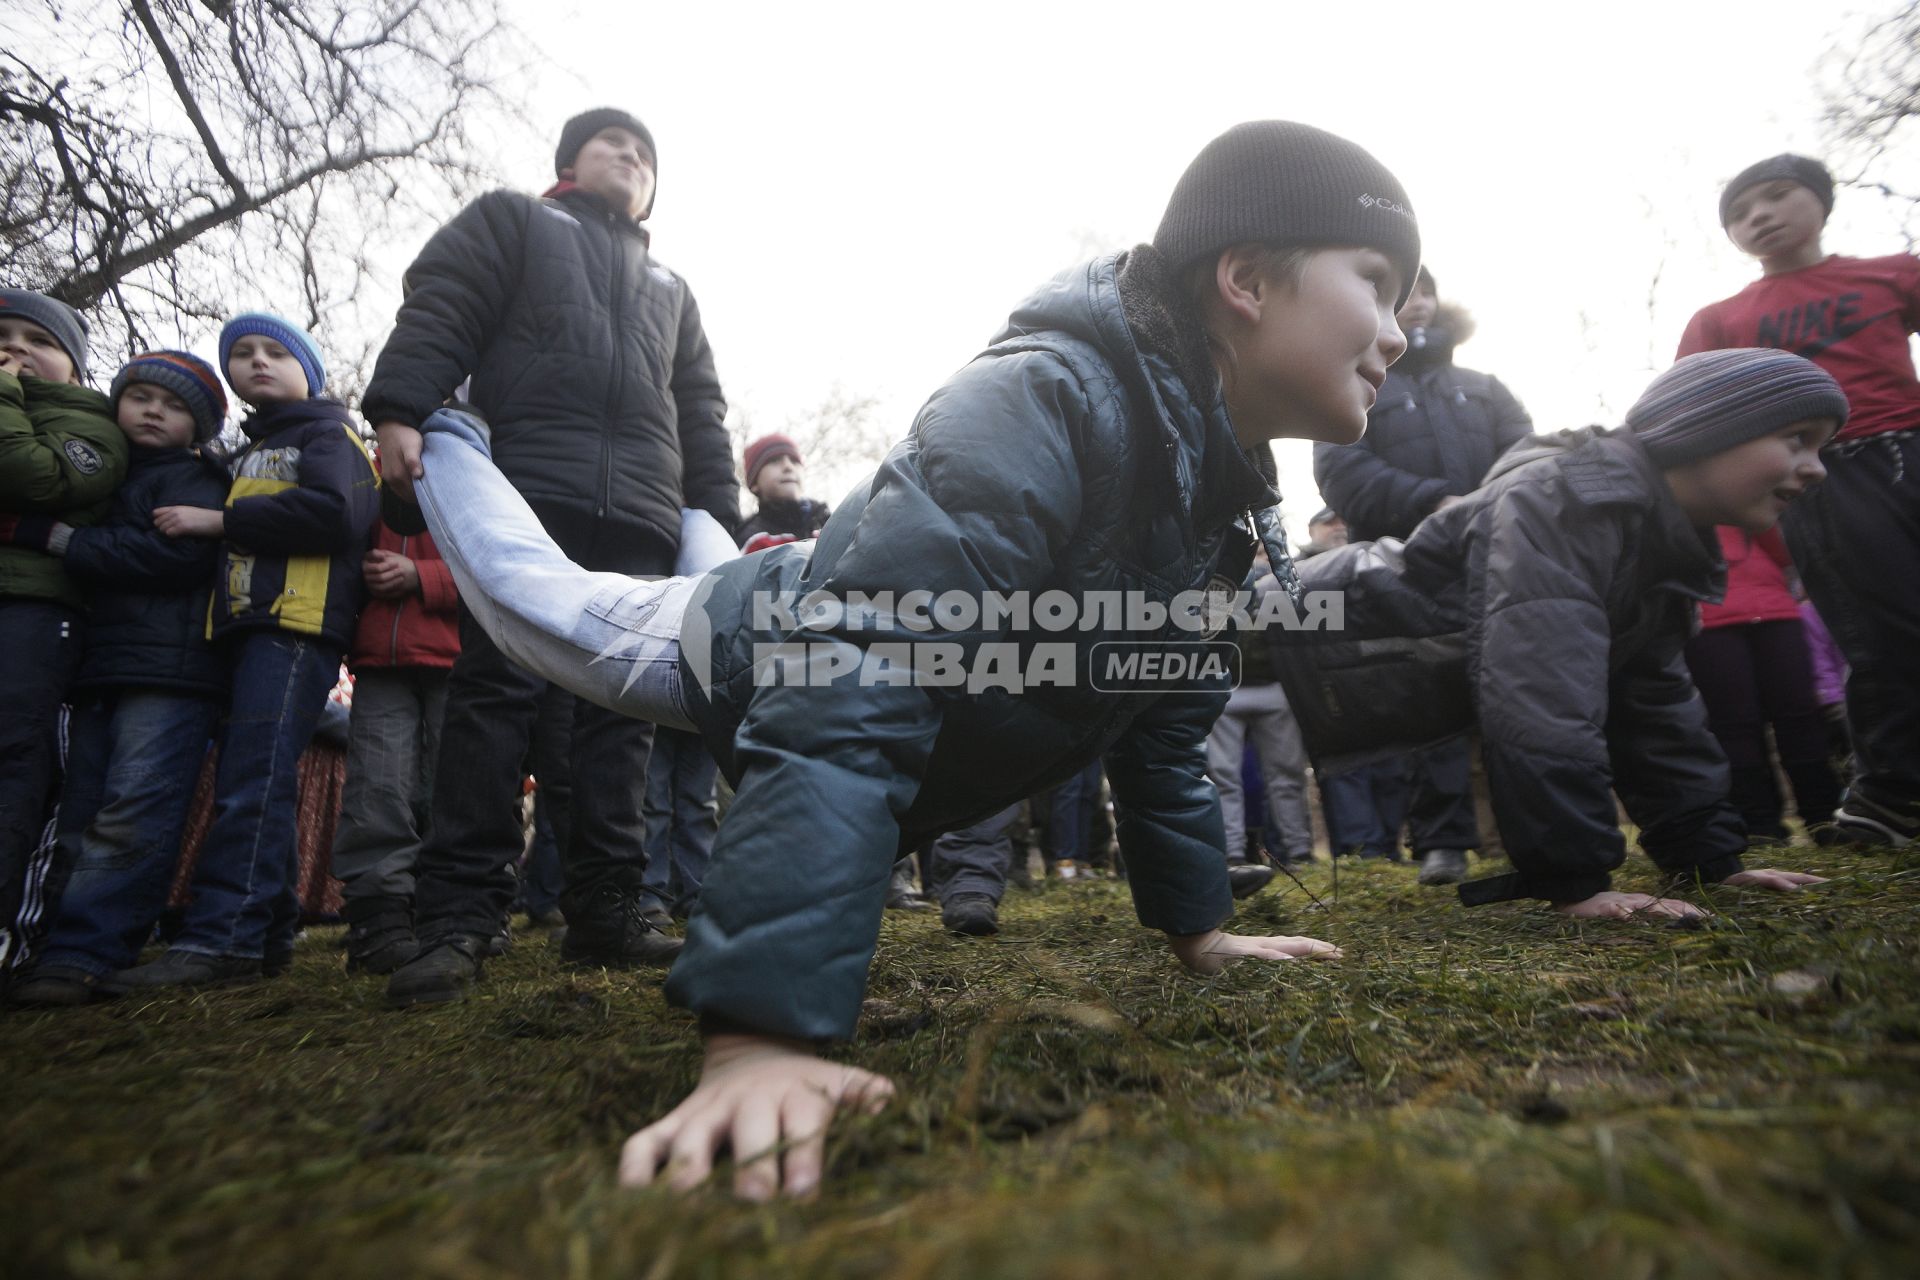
[483,0,1910,525]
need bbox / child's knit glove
[0,514,73,554]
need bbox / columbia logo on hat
[1358,194,1413,218]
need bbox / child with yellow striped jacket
[116,312,379,990]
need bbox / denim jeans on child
[170,631,340,961]
[640,725,719,915]
[35,690,219,976]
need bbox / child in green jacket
[0,287,128,974]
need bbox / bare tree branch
[0,0,533,375]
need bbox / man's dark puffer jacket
[362,186,737,553]
[667,249,1275,1043]
[737,496,831,548]
[1287,427,1746,905]
[63,445,231,698]
[1313,323,1532,542]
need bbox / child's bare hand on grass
[1721,868,1828,891]
[1556,891,1706,920]
[152,505,223,538]
[1168,928,1342,976]
[619,1032,894,1202]
[375,422,425,500]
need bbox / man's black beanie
[555,108,658,217]
[1718,154,1834,227]
[1152,121,1422,307]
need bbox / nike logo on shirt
[1754,291,1890,358]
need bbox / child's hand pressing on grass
[1555,891,1705,920]
[1167,928,1342,976]
[1721,868,1828,891]
[619,1032,894,1202]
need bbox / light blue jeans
[412,409,739,729]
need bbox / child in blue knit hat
[7,352,234,1003]
[111,313,379,991]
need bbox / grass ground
[4,846,1918,1279]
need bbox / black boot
[560,887,684,968]
[344,897,419,975]
[386,934,486,1007]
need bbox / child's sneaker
[1832,792,1920,848]
[7,965,115,1007]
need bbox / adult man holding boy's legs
[1678,155,1920,845]
[366,108,737,998]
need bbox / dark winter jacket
[1280,428,1746,904]
[211,398,380,649]
[667,249,1275,1043]
[0,370,129,609]
[63,444,231,697]
[348,519,459,671]
[1312,320,1532,542]
[362,186,738,555]
[737,496,831,549]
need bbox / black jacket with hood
[362,186,738,554]
[1277,427,1747,904]
[1312,306,1533,542]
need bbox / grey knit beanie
[1152,121,1421,307]
[1627,349,1848,467]
[1718,154,1834,227]
[0,288,90,383]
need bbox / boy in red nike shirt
[1677,154,1920,846]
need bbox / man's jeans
[641,725,719,914]
[173,631,340,961]
[0,601,84,967]
[409,412,738,939]
[329,666,448,905]
[1319,758,1410,859]
[1782,428,1920,810]
[37,690,220,977]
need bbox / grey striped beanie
[1627,349,1848,467]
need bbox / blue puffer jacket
[63,445,231,697]
[668,251,1277,1042]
